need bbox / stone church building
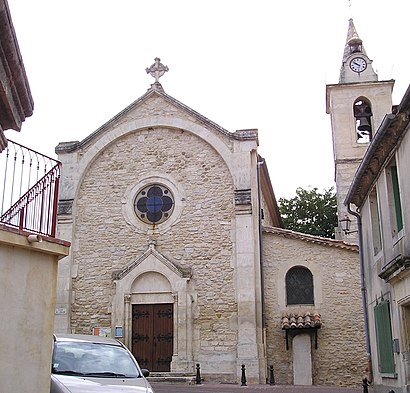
[54,19,380,386]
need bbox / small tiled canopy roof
[281,312,322,330]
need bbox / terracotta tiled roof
[281,312,322,330]
[263,226,358,252]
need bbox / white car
[51,334,155,393]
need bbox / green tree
[278,187,338,238]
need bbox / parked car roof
[51,333,154,393]
[53,333,123,346]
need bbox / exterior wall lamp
[339,215,358,234]
[27,234,42,243]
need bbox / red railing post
[19,205,25,231]
[50,168,60,238]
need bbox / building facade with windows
[325,17,410,393]
[345,86,410,393]
[54,59,367,386]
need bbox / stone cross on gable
[146,58,169,83]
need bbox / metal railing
[0,140,61,237]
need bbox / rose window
[134,185,174,225]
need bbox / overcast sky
[6,0,410,199]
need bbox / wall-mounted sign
[92,327,111,337]
[55,307,67,315]
[115,326,123,338]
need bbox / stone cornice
[0,224,71,251]
[326,80,395,114]
[0,0,33,148]
[378,255,410,282]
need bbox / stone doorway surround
[112,243,193,373]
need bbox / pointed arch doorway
[132,303,173,372]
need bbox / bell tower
[326,19,394,241]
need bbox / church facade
[55,52,368,385]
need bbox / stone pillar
[124,294,131,349]
[54,204,74,333]
[234,188,262,383]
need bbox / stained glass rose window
[134,185,174,225]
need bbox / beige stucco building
[54,58,367,386]
[0,228,69,393]
[0,1,70,392]
[345,85,410,393]
[327,18,410,393]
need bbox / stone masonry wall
[70,126,238,362]
[262,230,368,387]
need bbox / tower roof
[339,18,378,84]
[341,19,368,64]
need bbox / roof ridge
[263,226,358,251]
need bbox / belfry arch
[353,97,373,143]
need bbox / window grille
[286,266,314,305]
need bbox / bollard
[241,364,247,386]
[362,377,369,393]
[269,365,275,385]
[195,363,202,385]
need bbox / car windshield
[52,340,140,378]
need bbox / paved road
[150,382,372,393]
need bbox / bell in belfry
[354,100,372,132]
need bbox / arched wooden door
[132,303,173,372]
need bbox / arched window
[286,266,314,305]
[353,98,373,143]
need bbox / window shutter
[391,166,403,232]
[374,300,395,374]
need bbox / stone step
[147,372,196,384]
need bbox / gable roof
[263,226,358,252]
[56,83,258,154]
[112,242,191,281]
[54,81,283,224]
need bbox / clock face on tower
[349,57,367,73]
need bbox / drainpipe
[256,157,268,382]
[256,158,266,329]
[347,204,373,383]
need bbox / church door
[132,303,173,372]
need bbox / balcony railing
[0,140,61,237]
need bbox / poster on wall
[92,327,112,337]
